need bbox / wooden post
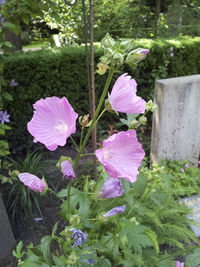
[89,0,97,179]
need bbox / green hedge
[3,36,200,154]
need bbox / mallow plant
[13,34,199,267]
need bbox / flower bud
[69,214,81,226]
[101,33,115,49]
[138,116,147,125]
[81,114,89,126]
[96,62,109,75]
[112,52,124,66]
[126,48,150,68]
[146,100,157,112]
[120,39,134,53]
[79,114,91,127]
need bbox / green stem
[80,153,95,157]
[140,176,160,202]
[48,188,64,202]
[73,65,115,171]
[70,136,79,151]
[79,126,84,147]
[67,179,72,216]
[95,108,107,125]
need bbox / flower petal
[109,73,146,114]
[96,130,145,183]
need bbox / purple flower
[95,130,145,183]
[34,217,43,222]
[198,160,200,165]
[109,73,146,114]
[27,96,78,151]
[10,79,18,87]
[85,259,95,266]
[18,173,46,192]
[184,163,190,168]
[170,53,174,57]
[136,48,150,60]
[103,205,126,218]
[61,160,75,180]
[0,110,10,124]
[100,177,124,198]
[180,168,184,173]
[175,261,184,267]
[70,228,88,247]
[170,47,174,51]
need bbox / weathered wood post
[151,75,200,166]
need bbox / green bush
[3,36,200,154]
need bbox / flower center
[55,121,68,134]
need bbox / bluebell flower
[70,228,88,247]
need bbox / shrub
[3,36,200,154]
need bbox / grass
[23,38,50,50]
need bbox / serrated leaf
[121,222,153,254]
[185,247,200,267]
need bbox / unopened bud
[138,116,147,125]
[126,48,150,68]
[69,214,81,226]
[81,114,89,126]
[96,62,109,75]
[112,52,124,66]
[120,39,134,53]
[146,100,157,112]
[101,33,115,49]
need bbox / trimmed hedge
[3,36,200,154]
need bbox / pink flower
[170,53,174,57]
[27,96,78,151]
[95,130,145,183]
[198,160,200,165]
[61,160,75,180]
[18,173,46,192]
[103,205,126,218]
[180,168,184,173]
[108,73,146,114]
[184,163,189,168]
[175,261,184,267]
[100,177,124,198]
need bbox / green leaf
[121,221,153,254]
[185,247,200,267]
[52,222,58,237]
[133,174,147,197]
[2,91,13,101]
[2,22,19,35]
[3,41,13,48]
[70,187,90,217]
[40,236,52,265]
[52,255,63,267]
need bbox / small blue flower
[85,259,95,266]
[10,79,18,87]
[0,110,10,124]
[70,228,88,247]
